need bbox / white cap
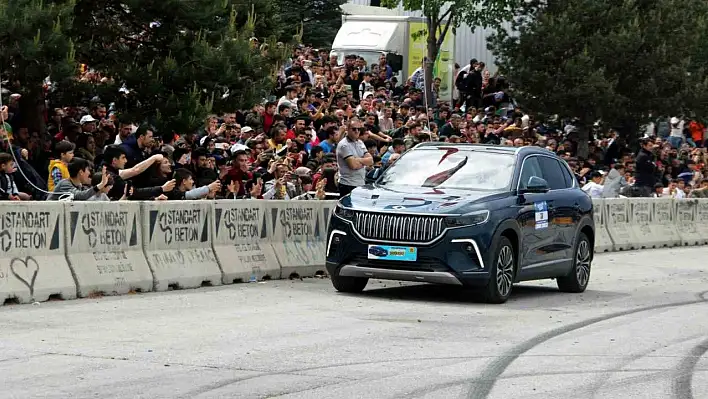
[670,117,680,125]
[295,167,311,176]
[242,126,254,134]
[230,143,249,154]
[80,115,97,124]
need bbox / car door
[516,155,559,275]
[536,156,576,272]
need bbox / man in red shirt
[262,102,276,135]
[226,149,253,197]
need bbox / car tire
[557,232,592,293]
[483,236,516,304]
[331,267,368,293]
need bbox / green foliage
[0,0,290,133]
[67,0,287,134]
[0,0,77,91]
[381,0,517,105]
[489,0,708,131]
[0,0,78,128]
[277,0,345,48]
[381,0,517,49]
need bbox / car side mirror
[522,176,550,193]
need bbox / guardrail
[1,198,706,304]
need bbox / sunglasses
[352,127,366,133]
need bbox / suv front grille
[352,211,446,243]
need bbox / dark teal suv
[326,144,594,304]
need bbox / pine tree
[489,0,708,143]
[68,0,288,134]
[277,0,345,48]
[0,0,78,131]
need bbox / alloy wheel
[575,240,591,287]
[496,245,514,297]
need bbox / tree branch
[438,6,453,26]
[437,9,455,48]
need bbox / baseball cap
[230,143,250,154]
[80,115,97,125]
[295,167,311,176]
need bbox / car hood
[341,184,503,215]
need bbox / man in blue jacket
[121,124,155,168]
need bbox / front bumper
[326,213,496,287]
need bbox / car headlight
[445,210,490,227]
[334,204,355,220]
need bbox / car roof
[413,143,557,158]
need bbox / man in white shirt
[668,117,685,148]
[663,179,686,198]
[582,171,605,198]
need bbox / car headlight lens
[334,204,354,220]
[445,210,490,227]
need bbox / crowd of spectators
[1,47,707,202]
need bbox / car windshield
[377,148,516,191]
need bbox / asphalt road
[1,247,707,399]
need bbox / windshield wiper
[422,156,468,188]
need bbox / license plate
[367,245,417,262]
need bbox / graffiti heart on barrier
[10,256,39,297]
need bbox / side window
[519,156,543,189]
[538,157,567,190]
[559,160,575,188]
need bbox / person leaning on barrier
[689,179,708,198]
[103,145,175,200]
[225,176,263,199]
[47,158,111,201]
[262,161,298,200]
[0,152,24,200]
[166,168,221,200]
[602,162,627,198]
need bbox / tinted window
[559,160,575,188]
[538,157,567,190]
[378,148,515,191]
[518,157,543,189]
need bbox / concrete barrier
[693,199,708,244]
[0,203,76,304]
[628,198,653,249]
[65,202,153,297]
[142,201,222,291]
[651,198,682,247]
[266,200,326,278]
[591,199,614,253]
[675,199,702,246]
[6,197,708,307]
[212,200,279,283]
[605,199,639,251]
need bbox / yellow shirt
[47,159,69,192]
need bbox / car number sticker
[535,201,549,230]
[368,245,417,262]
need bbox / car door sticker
[535,201,549,230]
